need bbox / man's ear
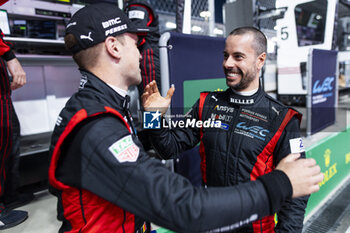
[257,52,266,70]
[105,36,121,60]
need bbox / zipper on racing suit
[224,105,241,186]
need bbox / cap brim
[127,19,155,36]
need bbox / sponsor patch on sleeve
[289,137,305,153]
[128,10,145,20]
[109,135,139,163]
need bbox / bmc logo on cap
[102,17,122,29]
[143,111,161,129]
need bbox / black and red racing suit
[150,87,309,233]
[49,70,295,233]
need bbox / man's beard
[228,68,256,91]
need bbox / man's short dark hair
[229,27,267,55]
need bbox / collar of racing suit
[77,69,137,134]
[228,86,265,106]
[78,69,129,111]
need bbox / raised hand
[141,80,175,115]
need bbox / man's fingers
[282,153,301,163]
[308,173,324,194]
[305,167,323,186]
[292,164,323,197]
[165,85,175,100]
[295,159,319,176]
[150,80,159,94]
[141,91,149,98]
[310,164,321,175]
[309,184,320,194]
[312,172,324,184]
[141,91,149,104]
[11,82,20,90]
[144,83,151,94]
[20,76,26,86]
[10,83,16,90]
[302,158,317,167]
[278,153,325,197]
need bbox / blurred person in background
[124,0,161,94]
[0,0,30,228]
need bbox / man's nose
[224,56,235,68]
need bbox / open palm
[141,81,175,115]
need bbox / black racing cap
[66,2,150,54]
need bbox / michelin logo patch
[289,138,305,153]
[109,135,139,163]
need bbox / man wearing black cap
[48,3,323,233]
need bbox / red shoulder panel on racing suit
[49,106,139,233]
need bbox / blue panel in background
[167,32,225,114]
[311,49,338,134]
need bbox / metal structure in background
[175,0,184,32]
[149,0,278,37]
[151,0,207,18]
[151,0,223,36]
[183,0,192,33]
[224,0,254,35]
[208,0,215,36]
[255,0,277,30]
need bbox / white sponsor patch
[109,135,139,163]
[128,10,145,20]
[289,137,305,153]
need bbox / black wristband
[257,170,293,214]
[3,50,15,61]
